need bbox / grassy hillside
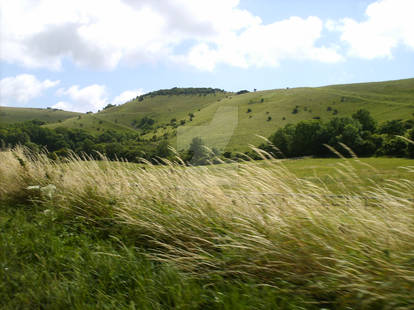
[0,107,81,125]
[172,78,414,151]
[47,78,414,151]
[46,91,229,135]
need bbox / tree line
[0,121,161,162]
[1,109,413,165]
[259,109,414,158]
[136,87,225,101]
[0,120,220,164]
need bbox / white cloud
[0,0,342,71]
[0,74,59,106]
[113,89,144,106]
[332,0,414,59]
[0,0,258,70]
[56,84,108,113]
[53,86,144,112]
[184,16,343,71]
[52,101,72,111]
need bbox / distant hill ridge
[0,107,81,125]
[2,78,414,151]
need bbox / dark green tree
[188,137,209,165]
[352,109,377,132]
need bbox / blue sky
[0,0,413,112]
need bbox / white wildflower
[40,184,56,199]
[26,185,41,190]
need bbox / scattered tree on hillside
[137,116,155,130]
[236,90,249,95]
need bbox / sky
[0,0,413,113]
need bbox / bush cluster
[261,109,414,158]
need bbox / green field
[203,157,414,194]
[272,157,414,191]
[1,149,413,309]
[0,107,81,125]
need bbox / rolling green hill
[46,78,414,151]
[0,107,81,125]
[46,90,230,134]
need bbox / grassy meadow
[1,147,413,309]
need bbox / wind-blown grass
[1,147,414,309]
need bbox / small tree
[352,109,376,132]
[155,140,172,158]
[103,104,116,110]
[188,137,209,165]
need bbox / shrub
[236,90,249,95]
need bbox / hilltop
[0,107,81,125]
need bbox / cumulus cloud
[0,74,59,106]
[53,86,144,112]
[331,0,414,59]
[55,84,108,113]
[52,101,72,111]
[184,16,343,71]
[0,0,342,71]
[113,89,144,106]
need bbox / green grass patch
[0,203,311,310]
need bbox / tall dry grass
[1,147,414,308]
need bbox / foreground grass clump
[1,147,414,309]
[1,203,301,309]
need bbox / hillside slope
[182,78,414,151]
[0,107,81,125]
[47,90,229,134]
[48,79,414,151]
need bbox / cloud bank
[329,0,414,59]
[0,74,59,106]
[0,0,348,71]
[52,85,144,112]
